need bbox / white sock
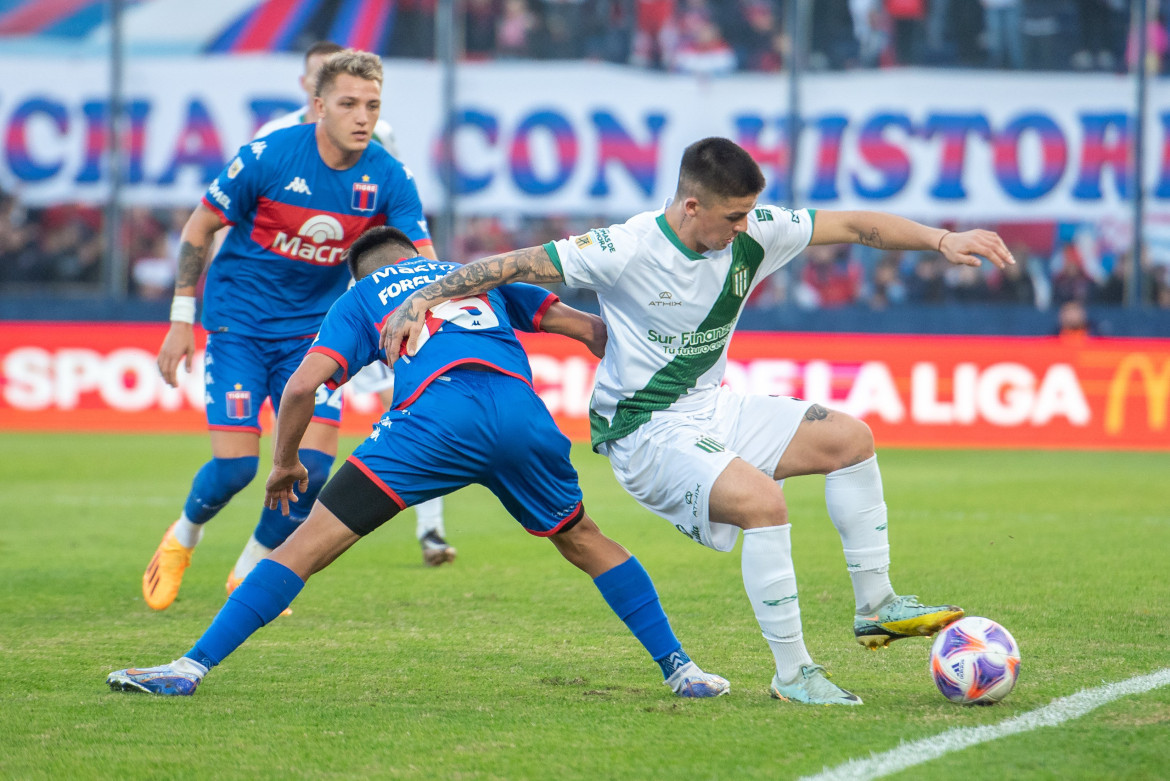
[741,525,814,683]
[171,514,204,549]
[231,535,273,581]
[415,497,445,540]
[825,455,895,614]
[173,657,209,678]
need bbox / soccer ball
[929,616,1021,704]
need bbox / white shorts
[603,388,812,552]
[347,361,395,395]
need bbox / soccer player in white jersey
[256,41,455,566]
[379,137,1018,705]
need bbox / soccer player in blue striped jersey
[144,50,435,612]
[109,226,729,699]
[255,40,455,568]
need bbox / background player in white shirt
[256,41,454,566]
[379,137,1017,706]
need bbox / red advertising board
[2,322,1168,450]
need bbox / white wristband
[170,296,197,324]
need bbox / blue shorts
[204,331,342,433]
[336,367,583,536]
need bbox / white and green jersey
[544,205,815,449]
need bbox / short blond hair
[314,49,383,96]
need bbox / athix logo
[649,291,682,307]
[271,215,346,265]
[284,177,312,195]
[250,140,266,159]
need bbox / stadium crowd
[418,0,1138,75]
[3,190,1169,313]
[3,0,1165,312]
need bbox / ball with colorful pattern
[930,616,1021,705]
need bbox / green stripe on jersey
[543,241,563,277]
[590,231,766,449]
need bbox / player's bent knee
[212,456,260,496]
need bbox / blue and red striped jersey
[309,257,558,410]
[199,123,432,339]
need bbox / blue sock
[182,456,259,524]
[592,557,687,679]
[184,559,304,670]
[252,449,334,549]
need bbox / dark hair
[676,137,766,201]
[305,41,345,61]
[346,226,419,278]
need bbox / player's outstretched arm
[381,245,563,362]
[157,204,227,387]
[810,210,1015,270]
[265,353,339,516]
[539,302,608,359]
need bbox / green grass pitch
[2,432,1167,780]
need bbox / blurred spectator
[1070,0,1125,71]
[849,0,888,68]
[885,0,926,65]
[1023,0,1078,70]
[944,262,990,303]
[584,0,636,63]
[389,0,436,58]
[539,0,589,59]
[728,0,787,72]
[795,244,863,308]
[631,0,677,68]
[904,253,946,303]
[1126,6,1169,74]
[1054,299,1097,337]
[0,190,34,284]
[131,234,176,300]
[1050,243,1094,305]
[497,0,539,58]
[1097,249,1164,307]
[464,0,498,60]
[924,0,953,64]
[868,253,907,310]
[982,0,1023,69]
[946,0,985,67]
[810,0,859,69]
[672,9,737,76]
[987,245,1038,305]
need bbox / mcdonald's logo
[1105,353,1170,434]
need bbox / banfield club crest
[352,175,378,211]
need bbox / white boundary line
[802,668,1170,781]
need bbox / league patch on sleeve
[227,157,244,179]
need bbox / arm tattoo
[419,245,562,304]
[175,240,208,290]
[855,228,884,249]
[803,403,829,422]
